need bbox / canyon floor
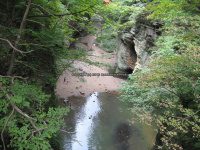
[55,35,125,98]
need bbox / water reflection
[62,92,156,150]
[63,92,101,150]
[114,122,132,150]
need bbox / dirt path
[55,35,124,98]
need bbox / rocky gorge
[116,14,162,74]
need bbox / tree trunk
[7,0,32,75]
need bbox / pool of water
[61,92,156,150]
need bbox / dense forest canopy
[0,0,104,149]
[0,0,200,150]
[0,0,136,149]
[121,0,200,150]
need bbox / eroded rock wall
[116,15,162,73]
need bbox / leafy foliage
[0,0,103,149]
[0,78,69,150]
[95,0,144,52]
[121,0,200,149]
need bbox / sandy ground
[55,36,124,98]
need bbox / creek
[60,92,156,150]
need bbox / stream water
[61,92,156,150]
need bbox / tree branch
[0,75,28,84]
[0,86,43,143]
[0,38,33,54]
[2,92,39,132]
[1,108,14,150]
[7,0,32,75]
[30,3,55,17]
[10,103,39,131]
[28,4,95,19]
[26,19,45,27]
[60,129,75,134]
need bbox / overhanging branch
[0,38,34,54]
[2,91,40,132]
[28,4,95,19]
[0,75,28,84]
[10,103,39,131]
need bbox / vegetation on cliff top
[121,0,200,149]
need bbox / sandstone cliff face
[116,16,162,73]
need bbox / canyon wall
[116,14,162,73]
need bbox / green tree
[121,0,200,149]
[0,0,104,149]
